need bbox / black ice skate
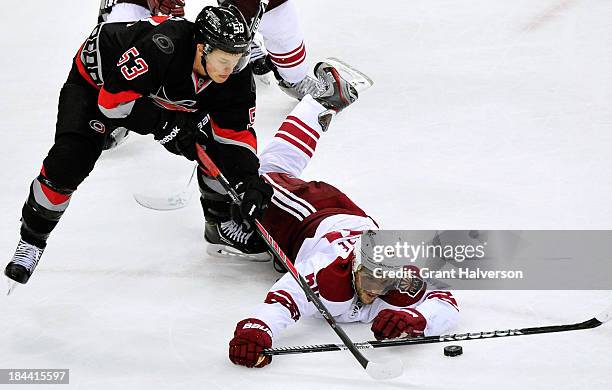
[5,239,45,285]
[313,62,359,131]
[205,220,271,262]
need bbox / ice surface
[1,1,611,389]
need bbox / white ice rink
[1,0,611,389]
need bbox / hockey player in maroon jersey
[4,5,275,286]
[227,85,459,368]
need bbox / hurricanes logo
[89,120,106,134]
[152,34,174,54]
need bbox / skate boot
[278,76,329,101]
[5,239,45,284]
[205,220,271,262]
[313,62,359,131]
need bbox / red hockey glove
[371,308,427,340]
[147,0,185,17]
[229,318,273,368]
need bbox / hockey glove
[147,0,185,16]
[154,112,208,161]
[371,308,427,340]
[229,318,273,368]
[231,176,273,229]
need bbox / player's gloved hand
[154,112,208,161]
[371,308,427,340]
[231,176,273,228]
[147,0,185,17]
[229,318,273,368]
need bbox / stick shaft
[263,317,604,356]
[195,144,372,369]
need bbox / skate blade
[6,278,18,296]
[323,57,374,93]
[206,244,272,262]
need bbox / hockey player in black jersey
[5,5,274,286]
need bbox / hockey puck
[444,345,463,357]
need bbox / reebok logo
[158,126,180,145]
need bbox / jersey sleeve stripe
[425,291,459,311]
[98,87,142,109]
[98,88,141,118]
[210,118,257,154]
[75,43,101,90]
[264,289,301,321]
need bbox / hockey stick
[249,0,269,34]
[194,144,402,380]
[132,164,197,211]
[262,303,612,356]
[98,0,116,23]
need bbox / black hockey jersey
[74,15,259,181]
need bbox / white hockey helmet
[352,231,405,297]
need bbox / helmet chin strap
[198,49,211,80]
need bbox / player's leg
[257,1,329,100]
[258,1,307,84]
[105,1,152,22]
[5,68,108,285]
[199,173,271,261]
[259,67,359,178]
[259,95,325,178]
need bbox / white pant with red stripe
[259,95,325,177]
[259,1,308,84]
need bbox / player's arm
[229,254,353,368]
[365,284,460,340]
[97,19,188,121]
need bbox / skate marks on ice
[521,0,578,32]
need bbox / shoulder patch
[152,34,174,54]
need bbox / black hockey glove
[231,176,273,229]
[154,112,209,161]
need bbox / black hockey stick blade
[263,303,612,356]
